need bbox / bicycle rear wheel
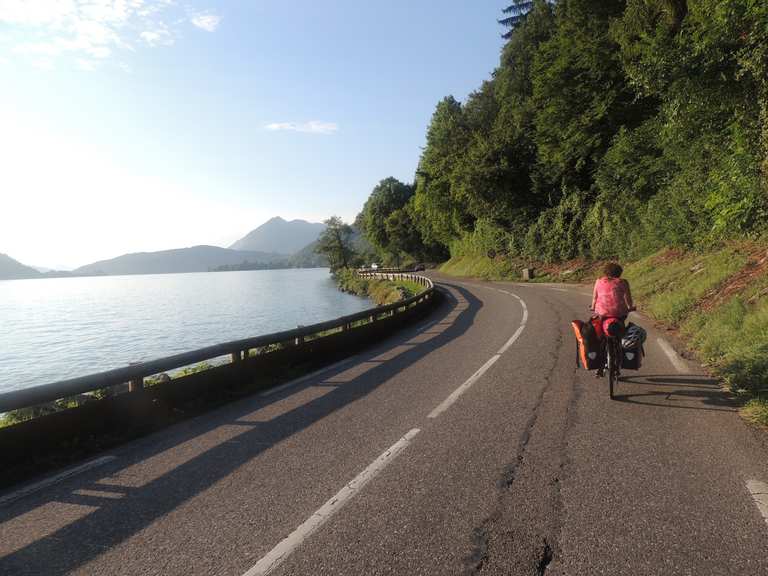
[608,339,618,399]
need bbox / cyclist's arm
[590,281,598,311]
[624,280,635,311]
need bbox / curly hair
[604,262,623,278]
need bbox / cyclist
[590,262,635,377]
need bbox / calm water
[0,269,371,394]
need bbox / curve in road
[1,277,767,576]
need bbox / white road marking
[428,355,501,419]
[498,325,526,356]
[0,455,116,507]
[657,338,688,373]
[427,287,528,418]
[746,480,768,527]
[243,428,421,576]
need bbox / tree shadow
[613,373,739,412]
[0,283,483,575]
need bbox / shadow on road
[612,373,739,412]
[0,283,482,575]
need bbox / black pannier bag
[620,322,647,370]
[620,346,644,370]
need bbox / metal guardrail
[0,273,434,414]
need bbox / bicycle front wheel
[608,340,617,399]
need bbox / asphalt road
[2,276,768,576]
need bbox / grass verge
[441,241,768,427]
[624,241,768,426]
[334,268,426,304]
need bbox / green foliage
[624,244,767,397]
[523,189,590,262]
[624,247,747,324]
[743,398,768,427]
[358,178,433,266]
[315,216,357,272]
[334,269,426,305]
[391,0,768,263]
[500,1,536,38]
[360,178,414,254]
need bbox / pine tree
[499,1,535,38]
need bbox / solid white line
[657,338,688,373]
[746,480,768,527]
[427,355,501,419]
[243,428,421,576]
[426,286,528,419]
[259,356,360,398]
[498,324,526,356]
[0,455,116,507]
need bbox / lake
[0,269,371,394]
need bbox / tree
[315,216,355,272]
[500,1,536,38]
[412,96,473,247]
[360,177,414,257]
[383,203,423,267]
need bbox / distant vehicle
[371,263,378,270]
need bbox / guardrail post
[231,351,242,363]
[128,376,144,393]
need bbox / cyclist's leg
[596,337,606,378]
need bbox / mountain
[287,227,375,268]
[287,240,328,268]
[0,253,42,280]
[74,245,284,276]
[230,217,326,255]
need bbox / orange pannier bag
[571,319,605,370]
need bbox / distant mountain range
[0,253,41,280]
[1,216,330,280]
[230,217,326,254]
[73,245,285,276]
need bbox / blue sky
[0,1,506,268]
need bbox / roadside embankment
[440,241,768,425]
[623,241,768,426]
[334,268,425,305]
[440,253,604,283]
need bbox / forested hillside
[357,0,767,265]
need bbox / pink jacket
[593,277,631,317]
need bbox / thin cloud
[191,12,221,32]
[140,25,174,47]
[0,1,219,68]
[265,121,339,135]
[76,58,97,72]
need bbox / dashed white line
[0,455,116,507]
[657,338,688,373]
[242,428,421,576]
[746,480,768,527]
[427,287,528,418]
[427,354,501,419]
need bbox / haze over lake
[0,269,370,394]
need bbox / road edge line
[242,428,421,576]
[0,455,116,507]
[657,338,688,373]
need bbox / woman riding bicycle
[590,262,635,377]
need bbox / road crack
[463,295,576,575]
